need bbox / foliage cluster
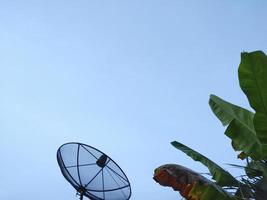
[153,51,267,200]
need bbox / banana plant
[153,51,267,200]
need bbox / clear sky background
[1,1,267,200]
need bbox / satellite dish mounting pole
[78,187,85,200]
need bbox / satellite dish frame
[57,142,132,200]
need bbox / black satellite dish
[57,142,131,200]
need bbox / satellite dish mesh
[57,142,131,200]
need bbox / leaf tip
[209,94,215,98]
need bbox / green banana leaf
[239,51,267,156]
[209,94,254,128]
[225,119,262,159]
[171,141,239,187]
[245,160,267,178]
[190,183,235,200]
[209,95,262,159]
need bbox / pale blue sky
[0,1,267,199]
